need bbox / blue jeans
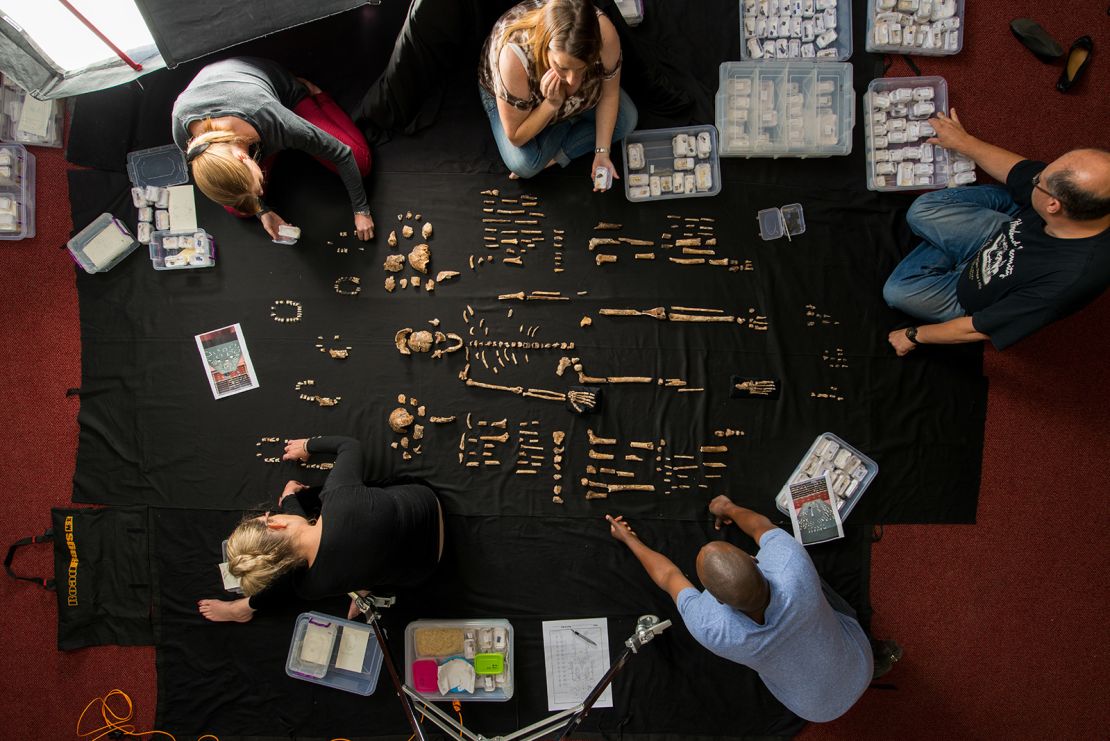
[882,186,1021,322]
[479,86,638,178]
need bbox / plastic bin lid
[757,208,784,240]
[127,145,188,188]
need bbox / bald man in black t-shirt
[883,111,1110,354]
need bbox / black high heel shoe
[1057,36,1093,92]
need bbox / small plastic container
[715,61,854,158]
[0,76,64,148]
[67,213,138,273]
[774,433,878,521]
[286,612,384,695]
[405,619,514,702]
[758,203,806,240]
[613,0,644,26]
[864,75,950,192]
[865,0,964,57]
[127,144,189,189]
[740,0,853,62]
[149,228,216,270]
[622,125,721,202]
[0,143,35,240]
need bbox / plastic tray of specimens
[866,0,964,57]
[149,228,215,270]
[622,125,721,202]
[715,61,854,158]
[774,433,878,521]
[613,0,644,26]
[0,75,64,148]
[864,76,975,191]
[67,213,138,274]
[405,619,515,702]
[0,143,34,240]
[740,0,853,62]
[286,612,384,695]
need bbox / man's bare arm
[928,109,1026,183]
[888,316,990,356]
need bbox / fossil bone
[588,237,620,251]
[594,222,621,230]
[629,441,654,450]
[407,330,433,353]
[587,429,615,445]
[429,416,456,423]
[401,225,414,239]
[700,445,728,453]
[384,254,405,272]
[408,243,430,273]
[618,237,654,246]
[595,253,617,265]
[422,222,433,239]
[675,238,702,247]
[479,432,510,443]
[634,253,656,260]
[466,378,524,394]
[387,230,397,247]
[389,408,414,432]
[668,313,736,322]
[384,276,396,292]
[606,376,653,383]
[395,328,413,355]
[588,449,615,460]
[599,307,667,319]
[669,257,706,265]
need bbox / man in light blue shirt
[606,495,897,722]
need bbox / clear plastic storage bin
[149,229,215,270]
[127,145,189,189]
[866,0,964,56]
[864,75,950,191]
[774,432,878,521]
[286,612,384,695]
[740,0,853,61]
[405,619,514,702]
[0,76,64,148]
[715,61,854,158]
[0,143,35,240]
[613,0,644,25]
[622,125,721,202]
[67,214,139,274]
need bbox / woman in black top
[198,436,443,622]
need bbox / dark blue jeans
[479,86,638,178]
[882,185,1021,322]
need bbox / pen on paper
[569,628,597,647]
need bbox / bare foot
[198,598,255,623]
[508,172,521,180]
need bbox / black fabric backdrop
[65,0,987,737]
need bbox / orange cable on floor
[453,700,464,740]
[77,689,219,741]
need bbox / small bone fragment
[607,484,655,493]
[682,247,715,255]
[482,218,511,223]
[668,313,736,322]
[635,253,656,260]
[585,491,609,500]
[587,429,616,446]
[588,450,615,460]
[580,316,592,327]
[465,461,480,467]
[400,278,409,289]
[426,280,435,292]
[708,258,728,266]
[384,254,405,272]
[618,237,654,246]
[669,258,706,265]
[596,253,617,265]
[700,445,728,453]
[553,431,566,446]
[394,329,413,355]
[498,292,526,301]
[677,388,704,393]
[675,238,702,247]
[384,275,396,292]
[422,223,433,239]
[704,462,727,468]
[480,188,500,196]
[484,460,500,466]
[402,225,414,239]
[387,230,397,247]
[491,419,508,429]
[411,276,421,287]
[594,222,621,230]
[412,425,424,440]
[417,405,426,416]
[624,454,643,462]
[435,271,459,283]
[606,376,653,383]
[430,416,456,423]
[629,441,653,450]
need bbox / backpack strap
[4,529,56,590]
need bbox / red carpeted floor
[0,2,1107,739]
